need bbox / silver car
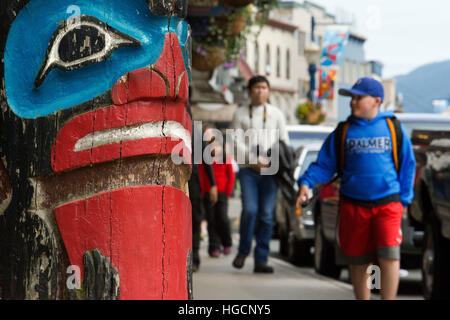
[276,143,322,265]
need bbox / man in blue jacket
[296,78,416,300]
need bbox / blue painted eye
[35,15,141,88]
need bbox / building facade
[242,17,307,124]
[334,32,369,122]
[272,1,338,122]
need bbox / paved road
[192,197,423,300]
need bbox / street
[193,197,423,300]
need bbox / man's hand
[258,157,271,168]
[296,185,310,209]
[209,185,218,205]
[249,158,270,173]
[403,206,408,216]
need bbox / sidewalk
[192,197,355,300]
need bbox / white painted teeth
[74,121,191,152]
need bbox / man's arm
[201,139,218,204]
[225,160,236,197]
[296,131,338,208]
[398,124,416,208]
[231,108,252,165]
[297,131,338,188]
[278,109,290,145]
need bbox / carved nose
[111,33,188,104]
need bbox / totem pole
[0,0,193,300]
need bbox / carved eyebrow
[35,15,141,88]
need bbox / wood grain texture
[0,0,192,300]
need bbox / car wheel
[287,232,312,266]
[314,216,341,279]
[422,219,450,300]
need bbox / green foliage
[191,1,280,66]
[254,0,279,33]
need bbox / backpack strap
[334,121,350,177]
[386,117,403,172]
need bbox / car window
[300,151,319,175]
[289,137,326,150]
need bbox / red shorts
[337,199,403,263]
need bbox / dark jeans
[238,168,278,265]
[189,174,204,265]
[203,192,232,253]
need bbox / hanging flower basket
[219,0,255,8]
[192,45,226,71]
[305,110,323,124]
[296,101,326,124]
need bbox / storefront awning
[191,103,239,123]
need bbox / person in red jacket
[198,125,236,257]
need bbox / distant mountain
[395,60,450,113]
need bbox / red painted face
[1,1,193,301]
[51,33,191,172]
[52,33,193,300]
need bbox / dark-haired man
[231,76,289,273]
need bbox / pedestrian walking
[198,125,235,258]
[296,77,416,299]
[188,114,218,272]
[231,75,289,273]
[230,155,240,198]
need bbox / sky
[294,0,450,78]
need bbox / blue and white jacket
[298,111,416,207]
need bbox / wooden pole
[1,0,192,300]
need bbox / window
[276,47,280,77]
[265,44,271,75]
[285,96,292,117]
[254,42,259,74]
[286,49,290,79]
[298,31,305,56]
[352,61,358,83]
[278,96,285,113]
[274,96,281,109]
[358,63,364,78]
[366,63,372,77]
[344,59,350,83]
[298,80,305,97]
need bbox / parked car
[407,129,450,299]
[273,125,332,241]
[313,113,450,280]
[275,143,322,265]
[394,113,450,136]
[286,124,334,150]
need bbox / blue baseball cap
[338,77,384,102]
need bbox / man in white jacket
[231,75,289,273]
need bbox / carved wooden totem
[0,0,193,300]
